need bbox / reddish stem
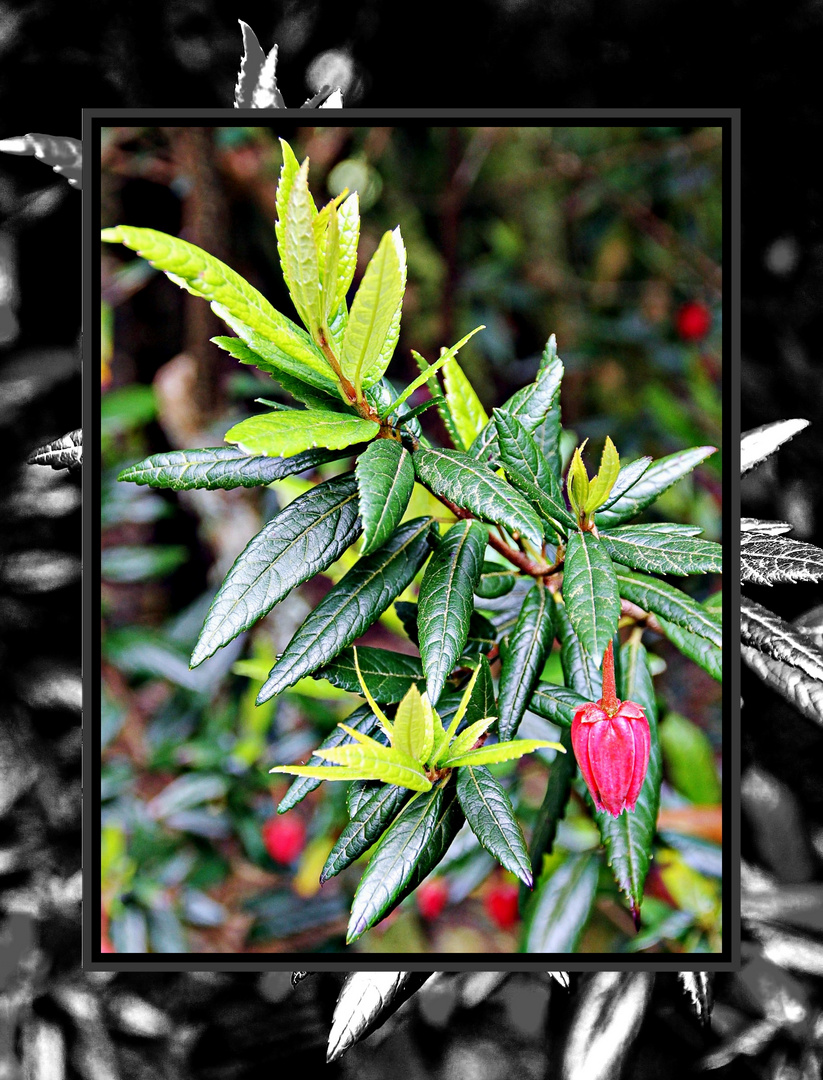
[599,640,620,716]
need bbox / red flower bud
[484,880,520,930]
[571,642,650,817]
[262,814,306,864]
[416,877,449,920]
[675,300,712,342]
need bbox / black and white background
[2,0,823,1076]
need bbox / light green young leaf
[584,436,621,513]
[384,326,485,418]
[275,139,302,297]
[442,738,563,768]
[430,662,484,765]
[341,228,406,395]
[333,193,360,317]
[352,647,394,740]
[281,158,323,337]
[315,739,432,792]
[566,444,590,519]
[224,408,378,457]
[392,684,436,766]
[443,358,489,450]
[269,764,376,783]
[441,716,497,760]
[321,201,341,324]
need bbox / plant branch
[434,492,550,576]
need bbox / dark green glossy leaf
[614,565,722,647]
[475,562,517,599]
[314,646,424,702]
[27,429,83,471]
[190,473,361,667]
[320,783,411,883]
[394,600,420,645]
[257,517,435,702]
[498,580,555,740]
[347,785,444,942]
[526,728,576,891]
[563,532,621,663]
[561,972,655,1079]
[655,613,722,682]
[599,526,723,576]
[503,461,576,538]
[523,853,599,952]
[398,777,465,899]
[469,335,564,462]
[413,447,543,548]
[355,439,415,555]
[418,520,488,703]
[552,595,601,700]
[595,637,662,920]
[457,766,533,886]
[494,409,555,491]
[529,334,564,477]
[595,446,717,528]
[277,705,383,813]
[529,682,590,727]
[118,445,348,491]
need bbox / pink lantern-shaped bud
[571,641,650,817]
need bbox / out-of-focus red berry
[416,878,449,920]
[675,301,712,342]
[485,881,520,930]
[262,814,306,864]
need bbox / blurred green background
[100,124,722,954]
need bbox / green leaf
[563,532,621,663]
[274,140,302,297]
[526,728,576,890]
[658,713,721,804]
[599,526,723,576]
[529,334,564,477]
[552,594,601,700]
[396,778,465,902]
[321,783,411,883]
[331,193,360,320]
[598,456,652,511]
[280,158,323,336]
[475,562,517,599]
[190,473,361,667]
[275,704,384,812]
[418,520,488,703]
[442,738,561,768]
[225,408,379,458]
[443,716,497,760]
[595,446,717,528]
[655,615,721,682]
[355,439,415,556]
[494,409,555,492]
[101,224,299,345]
[211,334,337,410]
[313,730,432,791]
[314,646,424,703]
[566,445,590,519]
[595,636,662,920]
[347,786,445,942]
[215,309,341,395]
[443,358,489,449]
[386,327,485,418]
[456,766,533,886]
[469,335,564,462]
[584,436,621,513]
[529,683,590,727]
[502,462,577,538]
[614,565,722,648]
[341,228,406,394]
[741,536,823,585]
[741,418,809,475]
[117,444,348,491]
[412,447,543,548]
[257,517,435,702]
[430,658,495,765]
[415,350,463,449]
[392,684,436,765]
[498,580,555,740]
[523,853,599,952]
[326,973,433,1064]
